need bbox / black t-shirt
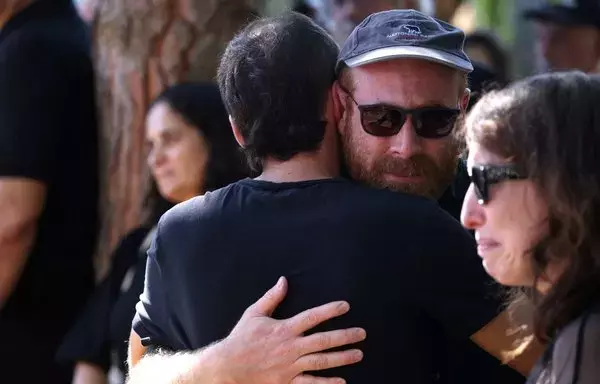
[0,0,99,381]
[133,178,501,383]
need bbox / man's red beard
[342,132,459,199]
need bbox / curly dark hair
[461,71,600,343]
[217,12,339,171]
[145,82,251,224]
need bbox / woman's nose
[461,184,485,230]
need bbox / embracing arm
[127,277,365,384]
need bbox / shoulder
[158,183,239,235]
[554,304,600,352]
[340,182,471,236]
[552,303,600,383]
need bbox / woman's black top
[56,227,153,382]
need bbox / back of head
[465,71,600,340]
[217,12,339,170]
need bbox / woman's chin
[483,261,527,287]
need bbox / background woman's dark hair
[145,82,251,224]
[463,72,600,344]
[465,30,510,85]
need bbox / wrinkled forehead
[348,59,464,108]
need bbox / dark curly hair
[217,12,339,171]
[145,82,251,224]
[462,71,600,344]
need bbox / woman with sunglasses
[460,71,600,383]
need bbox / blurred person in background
[56,83,250,384]
[525,0,600,73]
[0,0,99,383]
[326,0,420,44]
[461,71,600,384]
[464,30,510,110]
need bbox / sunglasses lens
[360,106,405,137]
[470,167,487,204]
[415,109,460,138]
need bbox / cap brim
[343,46,474,73]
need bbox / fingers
[288,301,350,334]
[294,349,363,372]
[245,277,288,317]
[292,375,346,384]
[298,328,366,355]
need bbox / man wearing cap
[333,9,529,384]
[525,0,600,73]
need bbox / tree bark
[88,0,262,275]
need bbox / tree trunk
[88,0,262,276]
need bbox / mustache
[375,155,439,177]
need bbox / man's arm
[0,178,45,308]
[0,33,70,309]
[128,277,366,384]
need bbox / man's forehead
[344,59,463,105]
[352,58,458,78]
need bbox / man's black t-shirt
[134,178,501,383]
[0,0,98,382]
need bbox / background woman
[57,82,249,384]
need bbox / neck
[257,152,339,183]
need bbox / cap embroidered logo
[401,25,421,35]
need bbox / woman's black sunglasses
[468,164,526,205]
[339,85,461,139]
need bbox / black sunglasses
[340,86,461,139]
[468,164,526,205]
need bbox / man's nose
[388,117,423,158]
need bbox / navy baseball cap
[336,9,473,75]
[524,0,600,29]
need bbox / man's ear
[332,81,347,134]
[460,88,471,112]
[230,116,245,148]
